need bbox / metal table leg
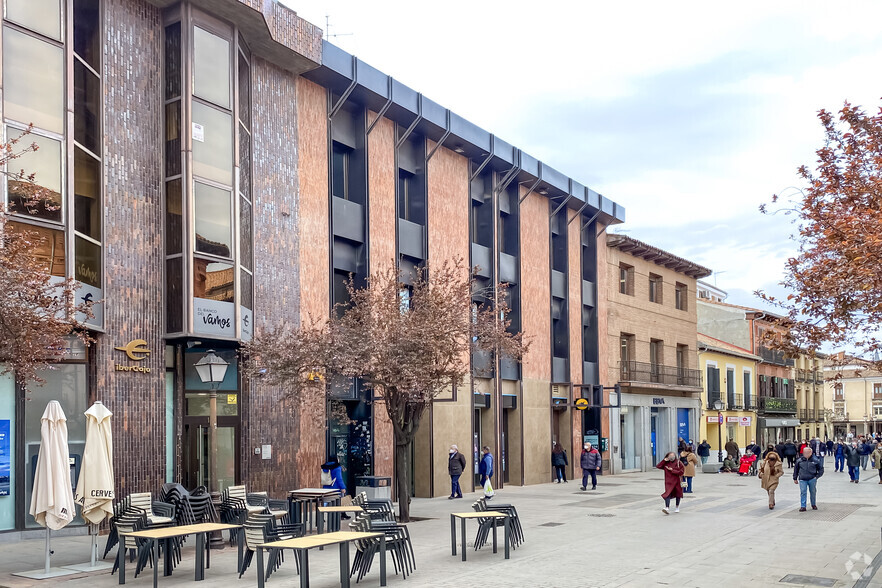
[237,528,244,573]
[163,537,172,577]
[492,518,498,554]
[450,515,456,556]
[339,541,350,588]
[300,549,310,588]
[461,517,467,562]
[195,532,205,581]
[152,539,159,588]
[504,515,511,559]
[379,535,387,587]
[117,540,125,585]
[256,547,265,588]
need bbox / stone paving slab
[0,457,880,587]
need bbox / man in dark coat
[725,439,740,460]
[845,441,862,483]
[697,440,711,464]
[783,440,798,468]
[447,444,467,499]
[826,439,834,457]
[859,438,874,470]
[580,442,602,491]
[793,447,824,511]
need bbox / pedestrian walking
[793,446,824,511]
[321,456,350,517]
[657,451,685,514]
[680,445,699,493]
[580,442,601,491]
[479,446,494,489]
[783,440,798,468]
[826,439,834,457]
[762,444,776,459]
[860,438,874,470]
[447,444,467,499]
[552,442,568,483]
[775,441,786,461]
[725,438,740,460]
[871,443,882,484]
[759,451,783,509]
[678,437,688,453]
[697,440,711,465]
[811,437,820,457]
[834,440,846,472]
[845,441,861,483]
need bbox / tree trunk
[394,437,412,522]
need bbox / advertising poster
[0,420,10,496]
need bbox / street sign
[575,398,589,410]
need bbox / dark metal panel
[473,393,491,409]
[601,196,615,216]
[518,151,540,178]
[582,279,595,308]
[398,218,426,260]
[472,351,493,378]
[551,269,567,299]
[391,79,419,114]
[355,58,387,97]
[586,188,602,211]
[500,360,520,382]
[332,197,365,243]
[450,113,491,152]
[501,394,517,409]
[493,137,514,164]
[471,243,492,278]
[614,203,626,223]
[552,357,569,383]
[583,361,598,385]
[332,238,361,273]
[499,252,518,284]
[569,179,586,203]
[542,165,569,193]
[420,96,446,129]
[321,40,351,77]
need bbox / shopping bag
[483,478,495,499]
[321,470,332,486]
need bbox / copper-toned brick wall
[568,208,583,468]
[367,112,396,480]
[95,0,165,496]
[519,190,551,381]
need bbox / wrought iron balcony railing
[619,361,701,387]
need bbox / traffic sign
[575,398,589,410]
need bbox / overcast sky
[284,0,882,310]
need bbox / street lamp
[195,350,229,493]
[712,399,725,463]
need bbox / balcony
[832,411,849,422]
[798,409,819,422]
[726,393,744,410]
[708,392,754,411]
[619,361,701,388]
[758,346,795,367]
[758,395,797,414]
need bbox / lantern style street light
[712,399,725,463]
[195,350,229,493]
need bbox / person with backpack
[551,442,569,483]
[580,442,601,491]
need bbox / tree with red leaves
[245,259,527,521]
[0,127,92,388]
[759,102,882,369]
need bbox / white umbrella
[13,400,77,579]
[71,401,115,570]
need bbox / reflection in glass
[165,101,181,177]
[165,179,182,255]
[74,146,101,240]
[74,59,101,155]
[194,182,232,257]
[164,22,182,100]
[6,0,62,41]
[2,27,64,133]
[239,198,252,271]
[74,236,101,287]
[238,50,250,128]
[193,258,234,302]
[6,129,62,222]
[73,0,100,69]
[238,127,251,201]
[186,393,238,417]
[166,258,183,333]
[191,102,232,185]
[8,222,65,277]
[193,27,230,108]
[240,269,253,309]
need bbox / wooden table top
[451,511,508,519]
[288,488,341,496]
[120,522,242,539]
[318,506,363,513]
[259,531,382,550]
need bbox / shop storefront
[758,417,800,448]
[612,393,700,473]
[701,413,757,460]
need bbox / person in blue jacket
[479,446,494,493]
[834,440,846,473]
[321,456,349,518]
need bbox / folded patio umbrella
[30,400,75,530]
[75,401,114,524]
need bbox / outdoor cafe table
[257,530,386,588]
[450,511,511,562]
[287,488,342,532]
[116,522,243,587]
[317,505,364,534]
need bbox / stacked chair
[352,492,396,522]
[347,512,414,583]
[239,512,304,581]
[108,492,177,578]
[471,497,525,551]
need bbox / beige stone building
[825,358,882,438]
[605,234,711,472]
[792,353,828,441]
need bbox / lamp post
[195,350,229,494]
[712,399,725,463]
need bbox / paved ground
[1,456,881,588]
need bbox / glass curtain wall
[2,0,103,329]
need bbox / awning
[759,418,801,427]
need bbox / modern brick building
[0,0,625,534]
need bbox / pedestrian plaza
[1,457,881,588]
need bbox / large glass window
[191,101,232,185]
[73,59,101,154]
[5,128,63,221]
[165,179,182,255]
[193,27,230,108]
[72,0,100,69]
[2,27,64,133]
[6,0,62,41]
[7,221,65,276]
[239,198,251,270]
[164,22,181,100]
[194,182,232,257]
[74,235,100,287]
[194,259,234,302]
[73,146,100,239]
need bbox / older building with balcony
[604,234,711,473]
[824,357,882,438]
[792,352,828,441]
[697,334,759,459]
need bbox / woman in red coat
[657,451,685,514]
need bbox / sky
[283,0,882,311]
